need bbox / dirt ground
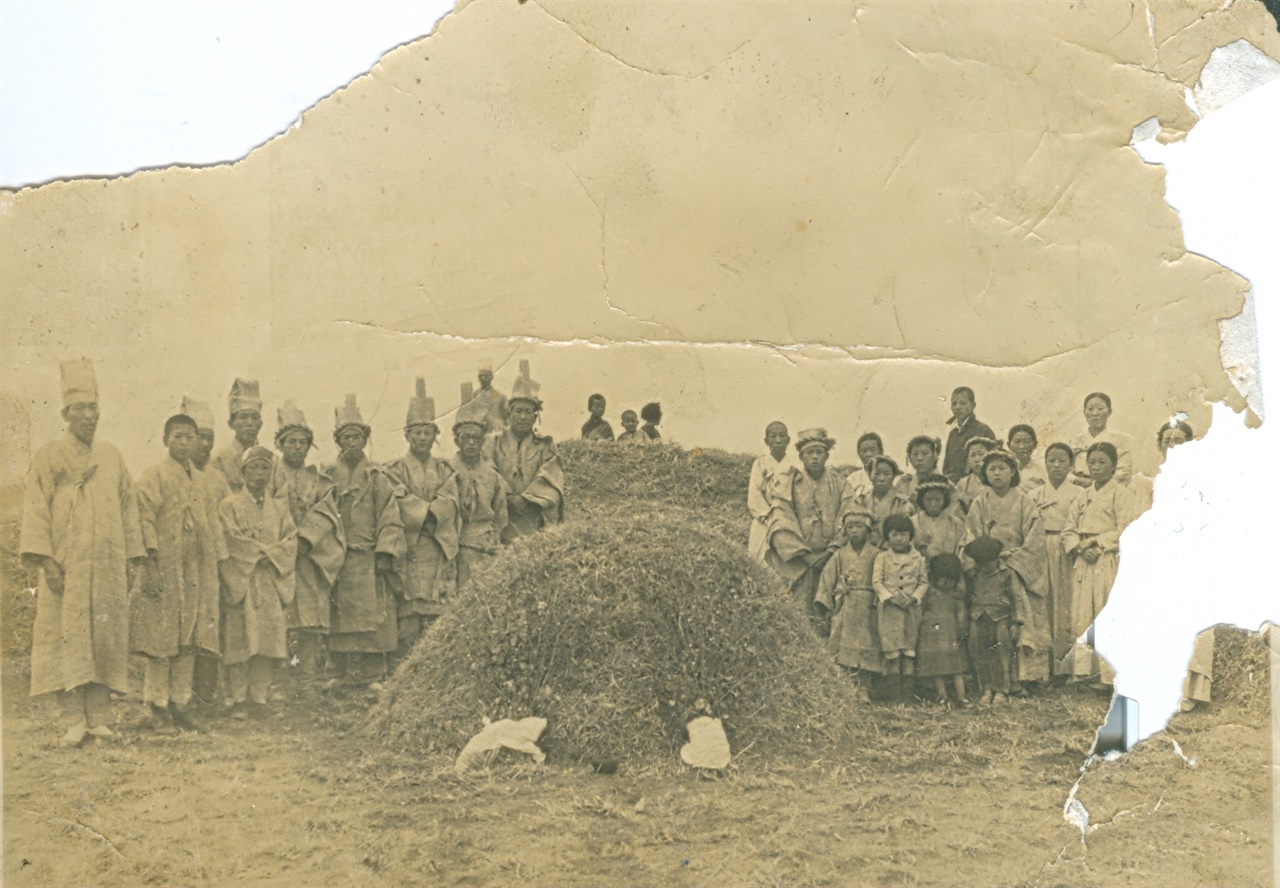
[3,662,1271,887]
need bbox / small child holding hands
[873,514,929,706]
[915,554,969,707]
[963,536,1030,706]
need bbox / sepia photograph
[2,2,1277,885]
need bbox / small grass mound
[1210,624,1273,715]
[372,512,863,766]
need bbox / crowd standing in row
[21,359,567,746]
[21,360,1199,748]
[746,386,1195,707]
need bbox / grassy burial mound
[557,439,754,545]
[373,512,864,766]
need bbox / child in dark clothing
[916,554,969,707]
[964,536,1028,706]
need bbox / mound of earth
[372,512,863,766]
[558,439,754,545]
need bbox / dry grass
[372,510,865,767]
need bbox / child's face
[166,424,196,464]
[951,391,975,422]
[985,460,1014,492]
[967,445,989,473]
[242,460,272,495]
[858,439,882,467]
[764,423,789,456]
[1045,448,1072,485]
[588,397,605,418]
[976,556,1000,573]
[279,430,311,469]
[1009,431,1035,460]
[922,490,947,517]
[908,443,936,474]
[843,519,870,547]
[933,574,958,592]
[887,529,913,552]
[871,463,895,493]
[621,413,638,433]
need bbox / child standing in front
[219,447,297,719]
[964,536,1029,705]
[916,554,969,707]
[814,508,882,702]
[873,514,929,705]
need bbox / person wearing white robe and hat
[21,359,147,746]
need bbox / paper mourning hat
[275,400,313,445]
[228,378,263,417]
[240,445,275,468]
[453,381,488,433]
[334,393,370,437]
[405,377,437,428]
[180,396,216,432]
[60,358,97,408]
[509,359,543,410]
[795,428,836,453]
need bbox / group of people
[20,357,1201,748]
[748,387,1194,707]
[20,359,566,747]
[579,394,663,444]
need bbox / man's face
[279,430,311,469]
[800,444,828,476]
[166,424,196,464]
[456,427,485,460]
[193,429,215,467]
[765,423,789,456]
[951,391,975,422]
[337,428,367,462]
[242,460,272,495]
[510,401,537,436]
[588,397,605,418]
[64,401,99,444]
[406,424,438,459]
[478,370,493,389]
[230,410,262,447]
